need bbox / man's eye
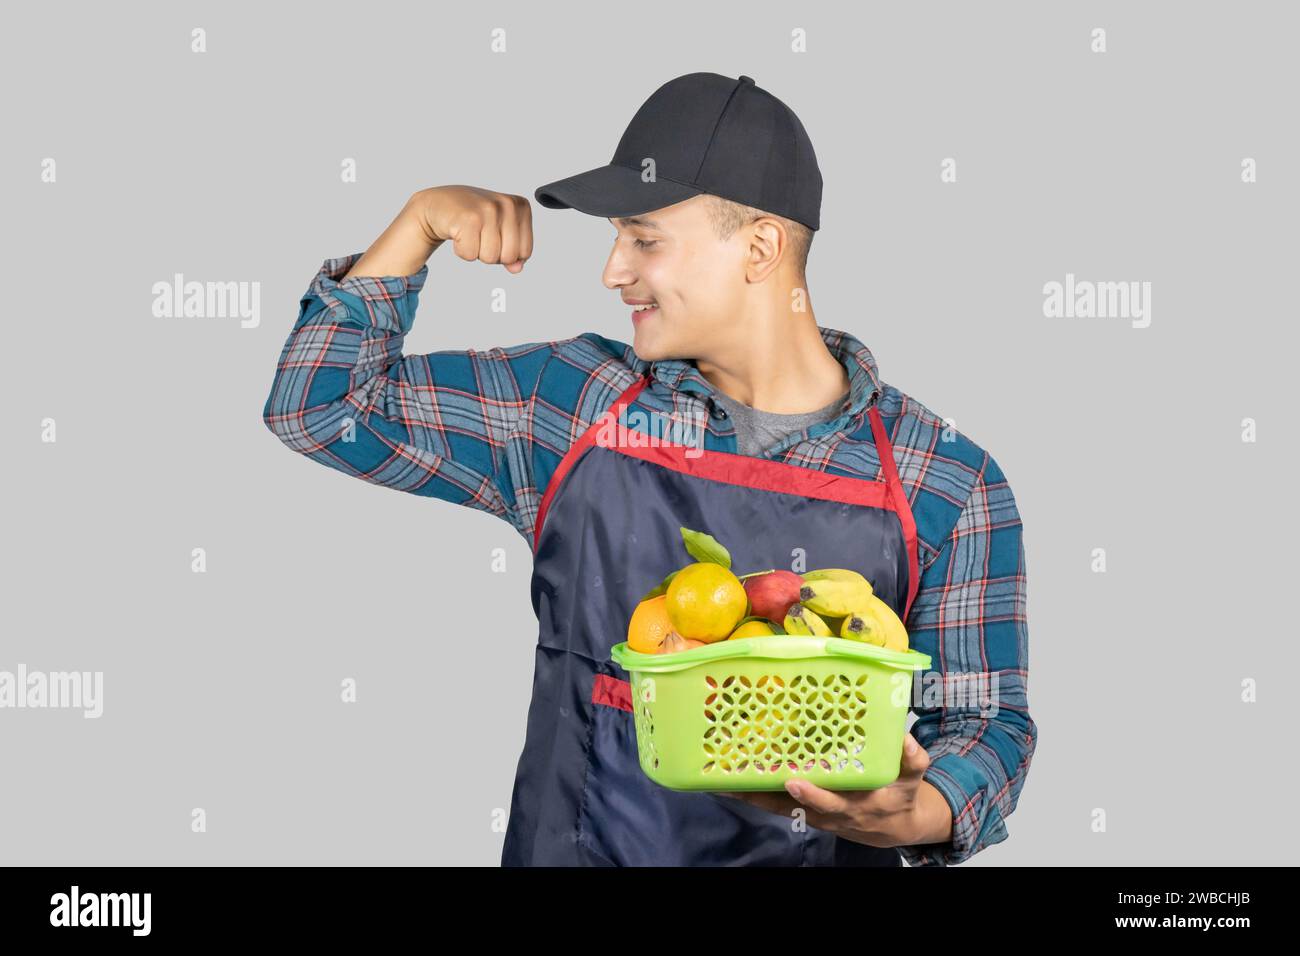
[633,239,658,250]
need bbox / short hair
[704,194,814,278]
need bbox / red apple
[743,570,804,624]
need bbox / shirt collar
[645,325,884,418]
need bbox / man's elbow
[1001,709,1039,816]
[261,393,287,442]
[261,392,306,450]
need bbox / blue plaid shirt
[262,252,1038,866]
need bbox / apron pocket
[577,665,810,866]
[591,673,633,712]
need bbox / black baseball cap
[535,72,822,231]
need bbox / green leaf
[639,569,680,603]
[680,526,731,569]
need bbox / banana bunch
[798,569,874,617]
[791,569,910,651]
[783,602,833,636]
[838,594,909,652]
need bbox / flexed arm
[261,187,554,536]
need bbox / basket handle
[611,637,930,673]
[823,640,931,670]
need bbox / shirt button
[710,404,728,420]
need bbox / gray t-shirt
[710,388,850,457]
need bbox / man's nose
[602,244,635,290]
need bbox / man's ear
[745,217,787,282]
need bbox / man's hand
[342,185,534,281]
[718,732,953,849]
[414,185,533,273]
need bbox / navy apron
[501,373,921,866]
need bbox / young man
[262,72,1037,866]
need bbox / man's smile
[624,297,659,323]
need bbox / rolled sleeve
[298,252,429,335]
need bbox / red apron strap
[533,373,652,552]
[868,405,921,623]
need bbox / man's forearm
[342,192,443,281]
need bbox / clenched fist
[414,185,534,273]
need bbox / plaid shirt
[262,252,1038,866]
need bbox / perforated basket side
[626,654,914,792]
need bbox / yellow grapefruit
[665,562,748,643]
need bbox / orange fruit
[728,619,779,640]
[665,562,748,643]
[627,595,677,654]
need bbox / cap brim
[535,163,703,219]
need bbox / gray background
[2,0,1294,866]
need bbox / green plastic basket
[610,635,931,791]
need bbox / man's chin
[631,332,671,363]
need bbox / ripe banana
[839,594,909,651]
[798,568,873,618]
[783,602,833,636]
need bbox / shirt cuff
[303,252,430,334]
[895,753,1002,867]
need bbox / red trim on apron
[534,371,920,622]
[534,375,651,552]
[869,406,922,623]
[591,673,634,712]
[594,423,894,508]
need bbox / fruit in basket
[728,616,782,640]
[839,610,887,647]
[658,632,706,654]
[741,570,804,623]
[869,596,909,651]
[798,568,874,618]
[821,614,847,635]
[840,595,909,651]
[665,562,748,643]
[627,595,680,654]
[623,526,908,658]
[783,602,833,636]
